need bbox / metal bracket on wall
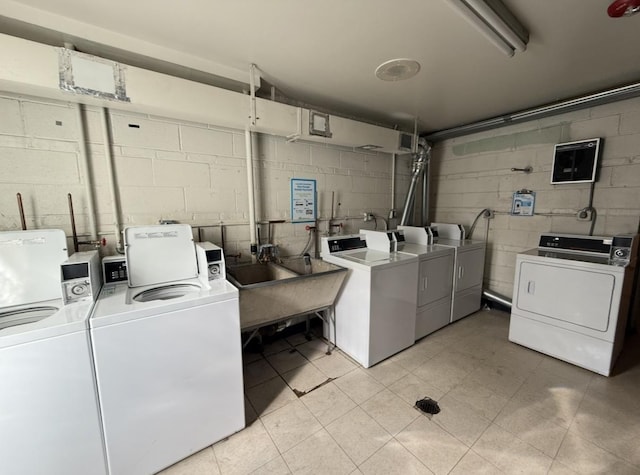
[511,166,533,173]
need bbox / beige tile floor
[160,309,640,475]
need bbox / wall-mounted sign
[511,190,536,216]
[291,178,317,223]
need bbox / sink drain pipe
[482,288,512,309]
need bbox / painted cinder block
[114,156,154,186]
[600,134,640,160]
[22,102,78,140]
[603,214,640,235]
[185,188,237,214]
[619,110,640,136]
[274,140,311,164]
[352,176,388,194]
[0,147,79,185]
[118,186,185,214]
[311,145,341,168]
[364,153,391,174]
[231,133,247,158]
[110,114,180,151]
[154,158,210,187]
[180,125,233,156]
[340,151,366,171]
[0,97,23,135]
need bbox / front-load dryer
[510,233,639,376]
[0,229,107,475]
[90,225,244,474]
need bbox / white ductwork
[0,33,408,153]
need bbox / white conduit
[245,129,257,262]
[100,108,124,252]
[75,104,98,241]
[390,153,396,211]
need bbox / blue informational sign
[291,178,317,223]
[511,191,536,216]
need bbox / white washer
[435,237,486,322]
[321,234,418,368]
[90,225,244,475]
[510,233,639,376]
[0,229,107,475]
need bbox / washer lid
[0,229,68,307]
[0,305,59,331]
[124,225,198,287]
[131,283,201,303]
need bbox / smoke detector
[375,59,421,81]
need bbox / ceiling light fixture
[375,59,421,81]
[447,0,529,57]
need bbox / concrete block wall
[0,92,397,258]
[430,97,640,298]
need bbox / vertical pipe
[422,156,431,226]
[245,129,258,262]
[249,64,257,127]
[390,153,396,211]
[400,139,431,226]
[101,108,124,252]
[68,193,79,253]
[76,104,98,241]
[16,193,27,230]
[330,191,335,221]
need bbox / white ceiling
[1,0,640,134]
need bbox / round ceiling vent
[375,59,421,81]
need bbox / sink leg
[305,316,312,341]
[314,308,336,355]
[242,328,262,351]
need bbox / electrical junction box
[551,138,601,184]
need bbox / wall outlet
[363,212,374,222]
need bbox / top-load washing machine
[397,226,456,340]
[0,229,107,475]
[430,223,486,322]
[321,233,418,368]
[510,233,640,376]
[90,224,244,475]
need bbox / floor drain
[415,397,441,415]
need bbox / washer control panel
[61,250,102,304]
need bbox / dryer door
[515,261,617,332]
[418,254,454,307]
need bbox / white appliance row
[0,229,107,475]
[321,224,486,368]
[510,233,640,376]
[0,225,245,475]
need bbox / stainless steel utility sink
[226,257,347,331]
